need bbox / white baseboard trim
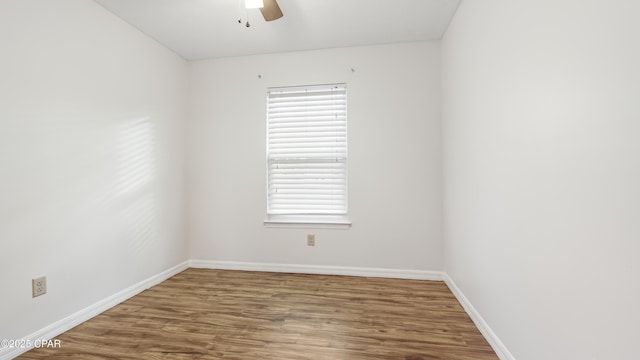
[0,260,190,360]
[189,259,444,281]
[443,273,515,360]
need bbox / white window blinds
[267,84,347,216]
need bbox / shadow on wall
[116,117,157,259]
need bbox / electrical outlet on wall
[32,276,47,298]
[307,234,315,246]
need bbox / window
[266,84,349,226]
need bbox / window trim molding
[263,214,351,229]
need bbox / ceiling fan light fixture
[245,0,264,9]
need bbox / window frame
[264,83,351,228]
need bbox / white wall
[0,0,188,341]
[187,42,442,271]
[442,1,640,359]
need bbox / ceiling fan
[241,0,283,27]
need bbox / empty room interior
[1,0,639,359]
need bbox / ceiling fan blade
[260,0,283,21]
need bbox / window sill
[264,215,352,229]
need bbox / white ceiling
[94,0,461,61]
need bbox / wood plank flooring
[19,268,498,360]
